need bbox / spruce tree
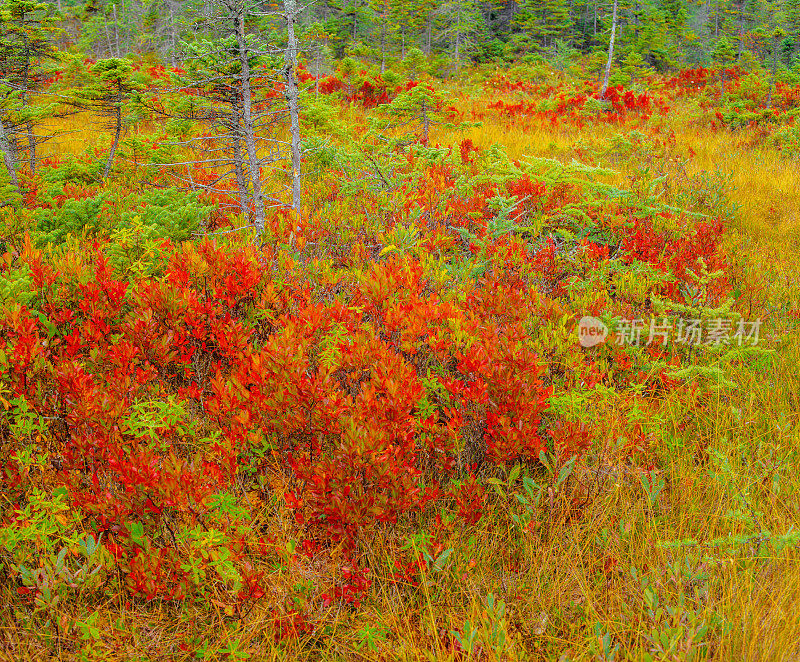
[785,0,800,44]
[0,0,58,184]
[147,0,305,241]
[80,57,142,180]
[711,34,737,100]
[515,0,574,50]
[437,0,484,71]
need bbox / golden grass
[5,80,800,661]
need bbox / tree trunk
[425,14,432,55]
[421,99,429,144]
[103,18,114,57]
[455,3,461,73]
[737,0,745,59]
[767,37,778,110]
[103,93,122,180]
[233,5,267,237]
[20,32,36,175]
[380,4,386,74]
[232,103,251,219]
[0,117,19,190]
[599,0,618,100]
[112,4,120,57]
[283,0,303,231]
[169,1,177,67]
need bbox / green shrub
[33,187,212,247]
[34,194,108,245]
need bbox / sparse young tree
[302,21,332,91]
[550,38,580,81]
[81,57,142,180]
[383,82,450,144]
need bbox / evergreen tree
[785,0,800,43]
[80,57,143,180]
[367,0,395,71]
[514,0,573,50]
[148,0,304,240]
[388,0,418,60]
[711,34,736,99]
[319,0,368,56]
[635,2,679,69]
[405,0,439,56]
[383,81,446,144]
[550,38,581,79]
[0,0,58,183]
[437,0,484,71]
[767,26,786,107]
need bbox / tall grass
[5,78,800,661]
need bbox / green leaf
[130,521,144,545]
[556,456,577,489]
[433,548,453,571]
[79,534,98,558]
[523,477,540,502]
[36,312,57,339]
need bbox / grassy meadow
[2,60,800,662]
